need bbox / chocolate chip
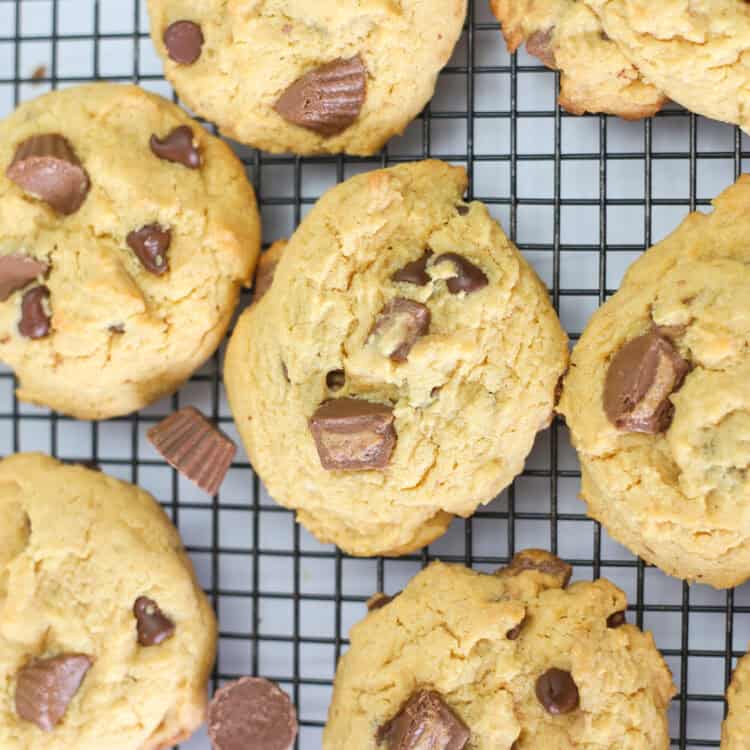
[147,407,237,495]
[500,549,572,587]
[126,224,171,275]
[15,654,93,731]
[150,126,201,169]
[433,253,488,295]
[526,28,556,68]
[309,398,396,471]
[392,250,433,286]
[535,668,579,715]
[164,20,204,65]
[7,134,90,215]
[134,597,175,647]
[208,677,298,750]
[274,55,367,137]
[456,205,469,216]
[376,690,470,749]
[19,286,51,339]
[326,370,345,391]
[603,330,689,434]
[370,298,431,362]
[606,610,627,628]
[0,254,48,301]
[109,324,125,334]
[506,615,527,640]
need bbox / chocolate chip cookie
[490,0,665,119]
[0,84,260,419]
[0,453,217,750]
[558,175,750,588]
[224,160,568,557]
[146,0,467,155]
[723,652,750,749]
[324,550,676,749]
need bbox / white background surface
[3,1,750,748]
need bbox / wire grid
[2,1,750,748]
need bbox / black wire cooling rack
[3,1,750,748]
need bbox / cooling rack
[2,1,750,747]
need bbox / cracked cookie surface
[0,84,260,420]
[0,453,217,750]
[323,550,676,749]
[224,161,568,557]
[146,0,467,156]
[559,175,750,588]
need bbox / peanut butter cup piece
[370,298,431,362]
[15,654,93,731]
[0,254,48,301]
[164,20,204,65]
[7,134,90,215]
[274,55,367,137]
[376,689,470,749]
[147,406,237,495]
[433,253,488,294]
[150,126,201,169]
[310,398,396,471]
[134,596,175,646]
[126,224,171,275]
[208,677,298,750]
[604,330,689,434]
[19,285,51,339]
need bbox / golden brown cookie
[0,84,260,419]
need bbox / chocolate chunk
[0,254,48,301]
[326,370,346,391]
[310,398,396,471]
[147,406,237,495]
[367,593,395,611]
[433,253,488,294]
[527,28,556,68]
[7,134,90,215]
[274,55,367,137]
[164,20,204,65]
[370,298,431,362]
[506,614,527,641]
[535,668,579,715]
[134,597,175,647]
[208,677,298,750]
[456,205,469,216]
[376,690,470,749]
[392,250,433,286]
[15,654,93,731]
[19,286,51,339]
[126,224,171,275]
[150,126,201,169]
[500,549,572,587]
[606,610,627,628]
[603,330,689,434]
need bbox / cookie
[490,0,665,119]
[224,160,568,557]
[0,453,217,749]
[584,0,750,133]
[722,653,750,749]
[146,0,467,155]
[558,175,750,588]
[0,84,260,420]
[323,550,676,749]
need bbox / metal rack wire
[2,1,749,747]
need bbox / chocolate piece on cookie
[0,255,48,301]
[150,125,201,169]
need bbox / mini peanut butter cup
[147,406,236,495]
